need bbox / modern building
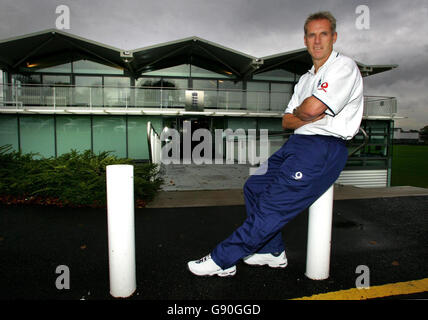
[0,29,398,187]
[393,128,421,144]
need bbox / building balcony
[0,83,397,119]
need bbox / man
[187,11,364,277]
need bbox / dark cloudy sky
[1,0,427,130]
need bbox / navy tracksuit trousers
[211,134,348,269]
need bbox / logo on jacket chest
[317,78,328,92]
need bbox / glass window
[142,64,190,77]
[104,77,131,107]
[75,76,103,107]
[41,75,71,106]
[161,78,187,108]
[42,75,71,85]
[73,60,124,74]
[20,115,55,158]
[218,80,242,110]
[258,118,283,132]
[135,77,161,107]
[56,115,91,155]
[33,62,72,73]
[0,115,19,152]
[136,77,162,87]
[253,69,295,81]
[11,74,45,105]
[191,65,231,79]
[227,117,257,130]
[247,82,269,112]
[218,80,242,90]
[92,116,127,158]
[270,83,292,112]
[193,79,217,108]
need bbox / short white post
[305,184,334,280]
[106,165,136,298]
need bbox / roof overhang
[129,36,262,80]
[258,48,398,77]
[0,29,128,74]
[0,30,397,79]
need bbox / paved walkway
[149,163,428,208]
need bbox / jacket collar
[308,50,338,75]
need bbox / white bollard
[305,184,334,280]
[106,165,136,298]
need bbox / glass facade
[142,64,190,77]
[4,58,301,110]
[35,62,72,74]
[73,60,123,75]
[104,76,131,107]
[246,82,269,112]
[0,56,395,179]
[92,116,127,158]
[0,115,19,151]
[19,115,55,158]
[75,76,103,107]
[218,80,243,109]
[0,114,165,160]
[56,115,91,155]
[193,79,217,108]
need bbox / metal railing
[0,83,290,112]
[363,96,397,118]
[147,121,161,164]
[0,83,397,117]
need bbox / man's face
[304,19,337,65]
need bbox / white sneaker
[187,254,236,277]
[243,251,288,268]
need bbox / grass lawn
[391,144,428,188]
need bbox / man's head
[304,11,337,69]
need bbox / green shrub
[0,145,162,207]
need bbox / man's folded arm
[282,96,327,130]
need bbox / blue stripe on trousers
[211,134,348,269]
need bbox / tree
[420,125,428,144]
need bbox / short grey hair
[304,11,337,35]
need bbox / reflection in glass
[161,78,187,108]
[191,65,230,79]
[75,76,102,107]
[73,60,123,75]
[193,79,217,108]
[104,77,131,107]
[270,83,292,111]
[135,77,161,107]
[142,64,190,77]
[247,82,269,112]
[253,69,295,82]
[33,62,72,74]
[218,80,242,109]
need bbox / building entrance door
[180,117,211,161]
